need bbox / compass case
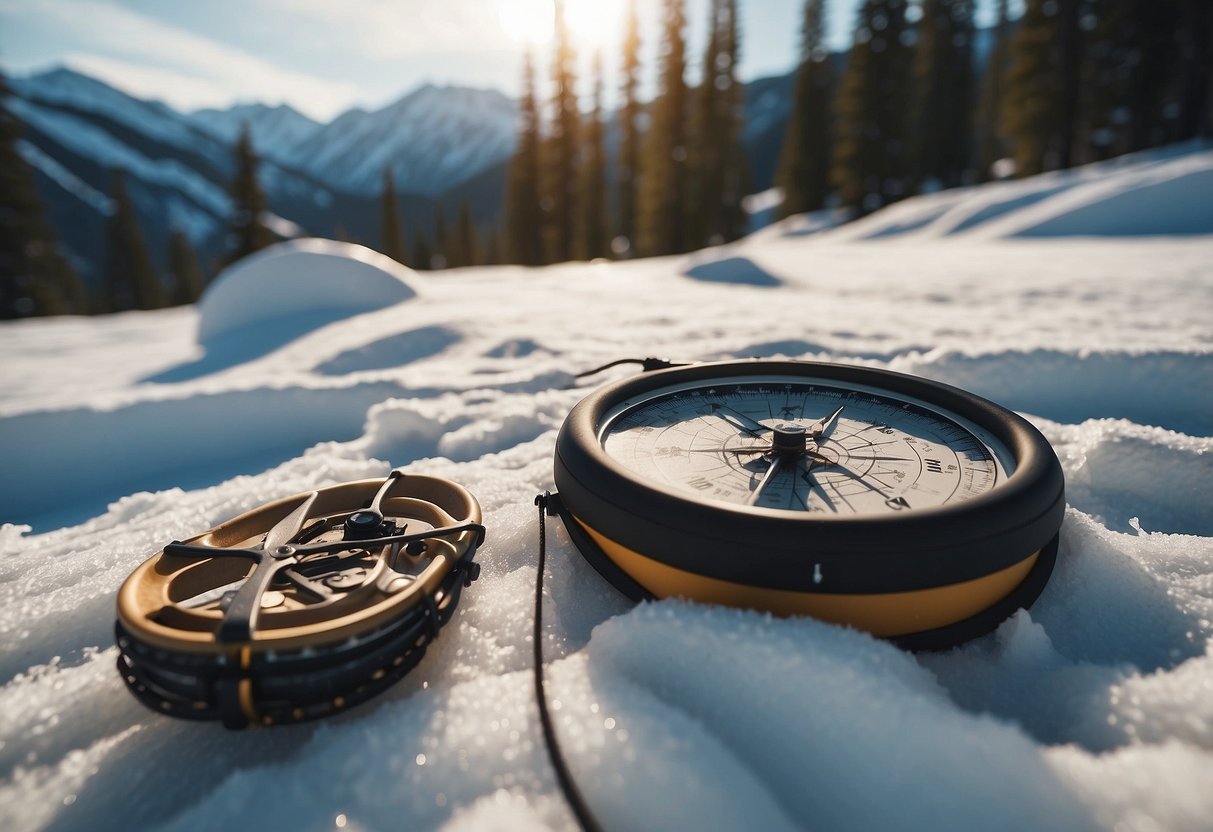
[553,360,1065,651]
[115,474,483,727]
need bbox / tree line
[3,0,1209,317]
[500,0,748,264]
[498,0,1210,261]
[778,0,1210,219]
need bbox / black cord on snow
[534,493,604,832]
[573,357,690,379]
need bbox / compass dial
[553,360,1065,649]
[600,378,1013,516]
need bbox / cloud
[261,0,515,59]
[2,0,362,119]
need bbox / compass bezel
[554,360,1065,595]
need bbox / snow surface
[1,146,1212,832]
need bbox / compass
[552,360,1065,650]
[115,471,484,728]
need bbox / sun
[498,0,624,53]
[498,0,555,45]
[564,0,625,53]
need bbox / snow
[15,139,115,216]
[11,68,226,169]
[196,239,417,343]
[1,145,1212,831]
[7,96,231,218]
[283,84,518,197]
[188,102,320,161]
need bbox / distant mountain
[6,67,431,287]
[280,84,518,198]
[6,64,803,287]
[189,102,321,157]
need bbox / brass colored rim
[116,474,482,655]
[576,517,1040,637]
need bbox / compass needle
[745,455,789,506]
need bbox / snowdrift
[197,238,417,344]
[763,141,1213,243]
[1,145,1211,832]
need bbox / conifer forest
[2,0,1210,318]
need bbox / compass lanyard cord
[534,493,604,832]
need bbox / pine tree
[432,202,449,269]
[229,123,272,262]
[504,51,545,266]
[1176,0,1212,141]
[0,74,87,318]
[1002,0,1084,176]
[481,227,503,266]
[831,0,913,213]
[543,0,580,263]
[690,0,748,246]
[577,52,609,260]
[976,0,1012,179]
[911,0,976,189]
[167,230,206,306]
[1084,0,1191,160]
[104,170,163,311]
[638,0,691,255]
[379,167,408,265]
[616,0,643,256]
[453,200,479,267]
[776,0,836,217]
[412,227,433,271]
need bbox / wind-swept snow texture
[1,146,1211,832]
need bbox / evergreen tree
[0,74,86,318]
[616,0,643,256]
[976,0,1012,179]
[412,227,433,271]
[167,230,206,306]
[543,0,580,263]
[911,0,976,189]
[379,167,408,265]
[104,170,163,312]
[577,52,609,260]
[690,0,748,246]
[776,0,836,216]
[1084,0,1190,160]
[1176,0,1212,141]
[1002,0,1084,175]
[432,201,449,269]
[503,51,545,266]
[638,0,691,255]
[831,0,913,213]
[453,200,479,267]
[229,123,272,262]
[481,226,503,266]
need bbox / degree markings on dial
[603,379,1002,515]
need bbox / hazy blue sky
[0,0,1004,121]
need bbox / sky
[0,0,1004,122]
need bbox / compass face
[600,376,1014,516]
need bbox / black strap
[534,493,604,832]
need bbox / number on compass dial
[600,380,1011,515]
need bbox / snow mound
[197,239,417,344]
[815,142,1213,241]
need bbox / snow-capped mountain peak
[189,102,321,157]
[282,83,518,197]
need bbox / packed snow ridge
[0,145,1211,832]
